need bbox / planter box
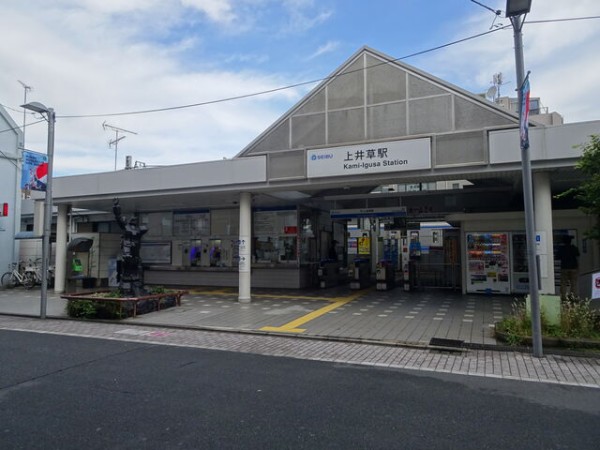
[62,290,187,319]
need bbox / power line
[0,119,47,135]
[0,148,20,169]
[528,15,600,24]
[0,118,47,170]
[0,102,27,114]
[4,15,599,122]
[58,26,509,119]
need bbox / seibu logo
[311,153,334,161]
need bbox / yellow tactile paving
[259,290,368,333]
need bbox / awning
[67,237,94,252]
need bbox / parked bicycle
[1,262,34,289]
[22,260,55,289]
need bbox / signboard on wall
[307,138,431,178]
[592,272,600,299]
[358,236,370,255]
[253,210,297,236]
[173,211,210,237]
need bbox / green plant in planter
[149,286,167,294]
[64,286,183,320]
[497,295,600,345]
[66,300,97,319]
[560,295,599,338]
[104,289,127,298]
[498,301,532,345]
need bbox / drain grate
[429,337,465,348]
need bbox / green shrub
[498,301,531,345]
[66,300,97,319]
[497,295,600,345]
[66,298,126,319]
[561,295,598,338]
[149,285,167,294]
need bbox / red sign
[284,226,297,235]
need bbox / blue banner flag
[21,149,48,191]
[519,74,531,150]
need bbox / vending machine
[465,232,511,294]
[510,233,530,293]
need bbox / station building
[21,47,600,300]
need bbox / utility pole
[506,0,542,358]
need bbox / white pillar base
[54,204,70,293]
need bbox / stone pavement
[128,287,515,347]
[0,314,598,388]
[1,285,515,346]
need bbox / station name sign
[307,138,431,178]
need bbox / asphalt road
[0,330,599,450]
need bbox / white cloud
[181,0,236,24]
[280,0,333,34]
[1,0,598,181]
[306,41,340,60]
[413,0,600,123]
[0,0,300,175]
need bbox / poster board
[140,242,172,264]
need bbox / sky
[1,0,599,177]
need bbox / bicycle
[22,261,55,289]
[1,262,34,289]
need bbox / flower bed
[62,289,187,319]
[494,296,600,349]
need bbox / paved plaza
[1,285,514,346]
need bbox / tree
[557,134,600,242]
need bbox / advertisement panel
[307,138,431,178]
[21,150,48,191]
[592,272,600,299]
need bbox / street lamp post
[506,0,543,357]
[21,102,55,319]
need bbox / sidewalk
[1,285,599,388]
[0,313,598,388]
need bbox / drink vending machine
[465,232,511,294]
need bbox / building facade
[31,47,598,300]
[0,105,23,274]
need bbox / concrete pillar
[238,192,252,303]
[54,204,70,293]
[534,172,556,294]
